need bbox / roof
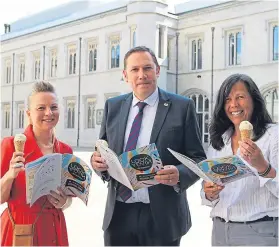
[173,0,234,15]
[1,0,234,41]
[1,0,129,41]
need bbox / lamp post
[77,37,82,147]
[11,53,15,136]
[175,32,180,94]
[210,27,215,115]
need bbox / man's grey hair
[28,81,57,109]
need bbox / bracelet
[258,163,272,177]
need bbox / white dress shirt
[116,87,159,203]
[201,124,278,222]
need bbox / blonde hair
[28,81,57,109]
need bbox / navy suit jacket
[99,88,206,242]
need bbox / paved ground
[1,151,212,247]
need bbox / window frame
[18,55,25,82]
[225,28,243,67]
[269,21,278,61]
[189,37,203,71]
[184,90,210,144]
[65,98,76,129]
[85,97,97,129]
[158,26,164,59]
[16,102,25,129]
[132,31,136,48]
[88,42,98,73]
[33,52,41,80]
[263,87,278,122]
[67,45,77,76]
[109,35,121,69]
[2,103,11,129]
[49,49,58,78]
[4,58,12,84]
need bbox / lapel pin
[164,103,169,107]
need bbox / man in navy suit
[91,46,206,246]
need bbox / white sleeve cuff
[258,169,278,187]
[200,189,219,207]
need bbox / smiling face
[123,51,160,100]
[224,81,254,127]
[27,92,59,132]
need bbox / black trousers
[104,201,181,246]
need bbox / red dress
[1,125,73,246]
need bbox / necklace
[37,142,54,149]
[36,136,55,149]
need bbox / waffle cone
[14,140,26,152]
[240,129,252,140]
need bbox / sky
[0,0,187,35]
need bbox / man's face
[123,51,160,100]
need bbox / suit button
[52,240,56,244]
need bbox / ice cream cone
[14,134,27,152]
[239,121,253,140]
[240,129,252,140]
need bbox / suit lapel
[116,93,133,155]
[150,89,171,144]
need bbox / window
[191,38,202,70]
[66,99,75,128]
[132,31,136,48]
[50,49,58,78]
[33,52,40,80]
[17,102,25,129]
[158,26,164,58]
[88,43,97,72]
[188,93,210,143]
[68,45,77,75]
[130,25,137,48]
[263,87,278,122]
[5,59,11,84]
[227,31,241,66]
[3,103,10,129]
[272,25,278,61]
[167,38,171,70]
[85,98,96,128]
[18,56,25,82]
[110,36,120,69]
[96,109,103,125]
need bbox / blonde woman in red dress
[1,81,73,246]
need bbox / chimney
[4,24,11,34]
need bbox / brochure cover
[96,142,163,190]
[25,154,92,206]
[168,148,256,185]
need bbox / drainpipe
[43,46,46,80]
[210,27,215,115]
[77,37,82,147]
[175,32,180,94]
[11,53,15,136]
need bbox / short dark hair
[209,73,273,150]
[123,46,159,69]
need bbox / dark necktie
[118,101,147,202]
